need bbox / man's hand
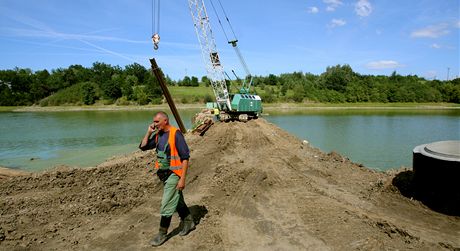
[176,177,186,190]
[176,160,188,190]
[140,123,156,149]
[148,123,156,134]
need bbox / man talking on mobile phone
[139,111,195,246]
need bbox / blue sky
[0,0,459,80]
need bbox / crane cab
[231,94,262,114]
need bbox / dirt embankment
[0,119,459,250]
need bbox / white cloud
[366,60,404,69]
[323,0,342,12]
[328,19,346,28]
[411,23,450,38]
[456,20,460,28]
[308,7,319,14]
[355,0,373,17]
[430,43,456,50]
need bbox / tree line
[0,63,459,106]
[253,65,459,103]
[0,62,165,106]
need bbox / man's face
[153,115,167,131]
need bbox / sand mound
[0,119,459,250]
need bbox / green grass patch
[0,106,20,112]
[169,85,214,97]
[169,85,215,104]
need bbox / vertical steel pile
[150,58,187,133]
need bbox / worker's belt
[156,169,173,182]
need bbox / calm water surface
[265,109,459,170]
[0,109,458,171]
[0,110,199,171]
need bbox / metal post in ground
[150,58,187,134]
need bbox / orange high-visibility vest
[154,126,183,177]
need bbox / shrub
[101,99,114,105]
[39,82,99,106]
[115,96,130,105]
[150,98,163,105]
[133,86,149,105]
[203,93,214,103]
[181,96,190,104]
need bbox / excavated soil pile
[0,119,459,250]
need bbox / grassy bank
[0,106,20,112]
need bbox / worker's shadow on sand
[392,170,459,216]
[168,205,208,238]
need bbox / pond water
[0,108,458,171]
[265,109,459,170]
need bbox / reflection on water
[0,108,458,171]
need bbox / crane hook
[152,33,160,50]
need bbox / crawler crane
[152,0,263,122]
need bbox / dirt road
[1,119,459,250]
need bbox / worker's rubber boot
[179,214,195,236]
[149,227,168,246]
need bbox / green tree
[46,68,66,93]
[100,74,122,100]
[164,75,174,86]
[0,86,13,106]
[67,64,92,83]
[81,82,97,105]
[133,86,149,105]
[30,69,50,102]
[267,74,278,85]
[63,67,77,87]
[292,85,305,102]
[92,62,114,85]
[0,70,17,105]
[191,76,199,87]
[345,81,369,102]
[11,67,32,93]
[125,63,148,83]
[181,76,191,86]
[123,75,138,100]
[144,74,163,102]
[260,86,275,103]
[318,64,356,92]
[439,82,460,103]
[201,76,210,87]
[280,83,288,96]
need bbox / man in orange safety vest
[139,111,195,246]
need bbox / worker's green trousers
[160,173,186,216]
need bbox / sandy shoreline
[0,167,29,179]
